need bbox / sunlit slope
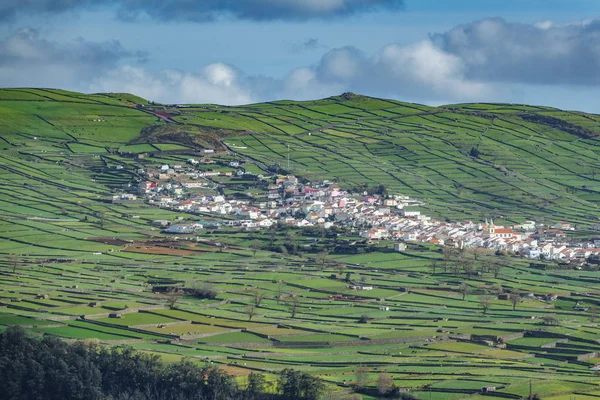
[1,88,600,223]
[188,95,600,224]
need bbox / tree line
[0,327,324,400]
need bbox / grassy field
[2,88,600,398]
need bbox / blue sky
[1,0,600,111]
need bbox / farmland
[2,88,600,398]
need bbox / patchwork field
[2,88,600,398]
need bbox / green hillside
[3,88,600,398]
[1,88,600,225]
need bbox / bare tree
[509,293,522,311]
[166,287,183,309]
[452,262,462,277]
[442,246,455,273]
[317,250,329,271]
[286,295,300,318]
[377,372,394,396]
[431,261,438,275]
[471,247,486,261]
[9,255,21,276]
[246,305,257,321]
[285,231,299,255]
[462,258,474,276]
[276,281,286,304]
[252,290,266,307]
[268,225,277,248]
[590,306,598,323]
[479,295,493,314]
[95,212,106,229]
[459,282,470,300]
[334,263,346,276]
[353,366,369,391]
[250,240,261,257]
[489,262,503,279]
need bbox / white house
[394,243,407,252]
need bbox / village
[115,158,600,265]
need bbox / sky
[1,0,600,111]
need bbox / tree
[287,295,300,318]
[443,246,456,273]
[278,368,324,400]
[250,240,261,257]
[0,326,253,400]
[590,306,598,323]
[431,261,438,275]
[268,225,277,248]
[489,262,503,278]
[452,262,462,277]
[509,293,522,311]
[285,231,299,255]
[345,272,352,282]
[358,314,370,324]
[461,258,474,276]
[353,366,369,391]
[246,305,257,321]
[334,263,346,276]
[252,290,266,307]
[471,247,486,261]
[542,315,560,326]
[95,212,106,229]
[479,295,492,314]
[317,250,329,271]
[470,146,480,159]
[9,255,21,276]
[166,287,183,309]
[246,372,267,398]
[377,372,394,396]
[459,282,470,300]
[276,281,286,304]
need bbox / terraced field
[3,88,600,223]
[215,98,600,224]
[2,88,600,398]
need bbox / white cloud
[5,17,600,106]
[431,17,600,85]
[90,65,254,105]
[0,27,143,89]
[288,40,493,103]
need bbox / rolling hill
[3,88,600,398]
[1,88,600,225]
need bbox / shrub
[187,283,218,299]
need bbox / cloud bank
[1,18,599,105]
[0,28,145,89]
[0,0,404,22]
[431,18,600,85]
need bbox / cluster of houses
[123,163,600,263]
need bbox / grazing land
[2,88,600,399]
